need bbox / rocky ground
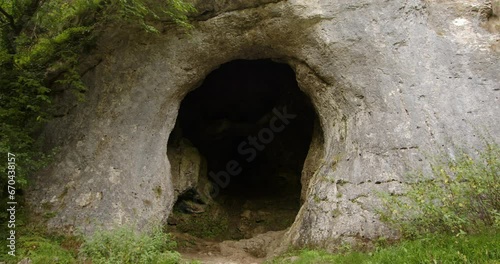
[174,231,280,264]
[168,192,299,263]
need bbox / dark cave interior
[167,59,317,240]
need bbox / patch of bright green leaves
[268,232,500,263]
[80,226,181,264]
[0,220,184,263]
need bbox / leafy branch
[0,0,195,200]
[0,6,16,31]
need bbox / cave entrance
[167,59,317,242]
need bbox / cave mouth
[167,59,317,241]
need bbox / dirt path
[173,231,284,264]
[182,251,264,264]
[177,238,264,264]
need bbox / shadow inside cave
[167,59,317,242]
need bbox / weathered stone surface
[29,0,499,254]
[168,138,205,196]
[220,230,285,258]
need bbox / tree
[0,0,195,200]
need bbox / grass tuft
[268,232,500,263]
[80,226,181,264]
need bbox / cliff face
[30,0,499,253]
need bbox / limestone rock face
[30,0,499,253]
[168,138,206,197]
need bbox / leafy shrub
[80,226,181,264]
[380,143,500,238]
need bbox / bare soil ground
[168,184,298,263]
[173,231,285,264]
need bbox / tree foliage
[0,0,195,195]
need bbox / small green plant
[379,143,500,238]
[80,226,180,264]
[13,236,76,264]
[0,208,82,264]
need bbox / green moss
[154,186,163,198]
[331,208,341,218]
[0,202,88,263]
[43,211,57,219]
[18,236,76,264]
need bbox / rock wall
[29,0,499,252]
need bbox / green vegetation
[80,226,181,264]
[10,235,78,264]
[269,143,500,263]
[0,0,195,216]
[1,1,195,262]
[268,232,500,263]
[173,210,229,239]
[0,209,83,263]
[0,212,188,264]
[379,143,500,238]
